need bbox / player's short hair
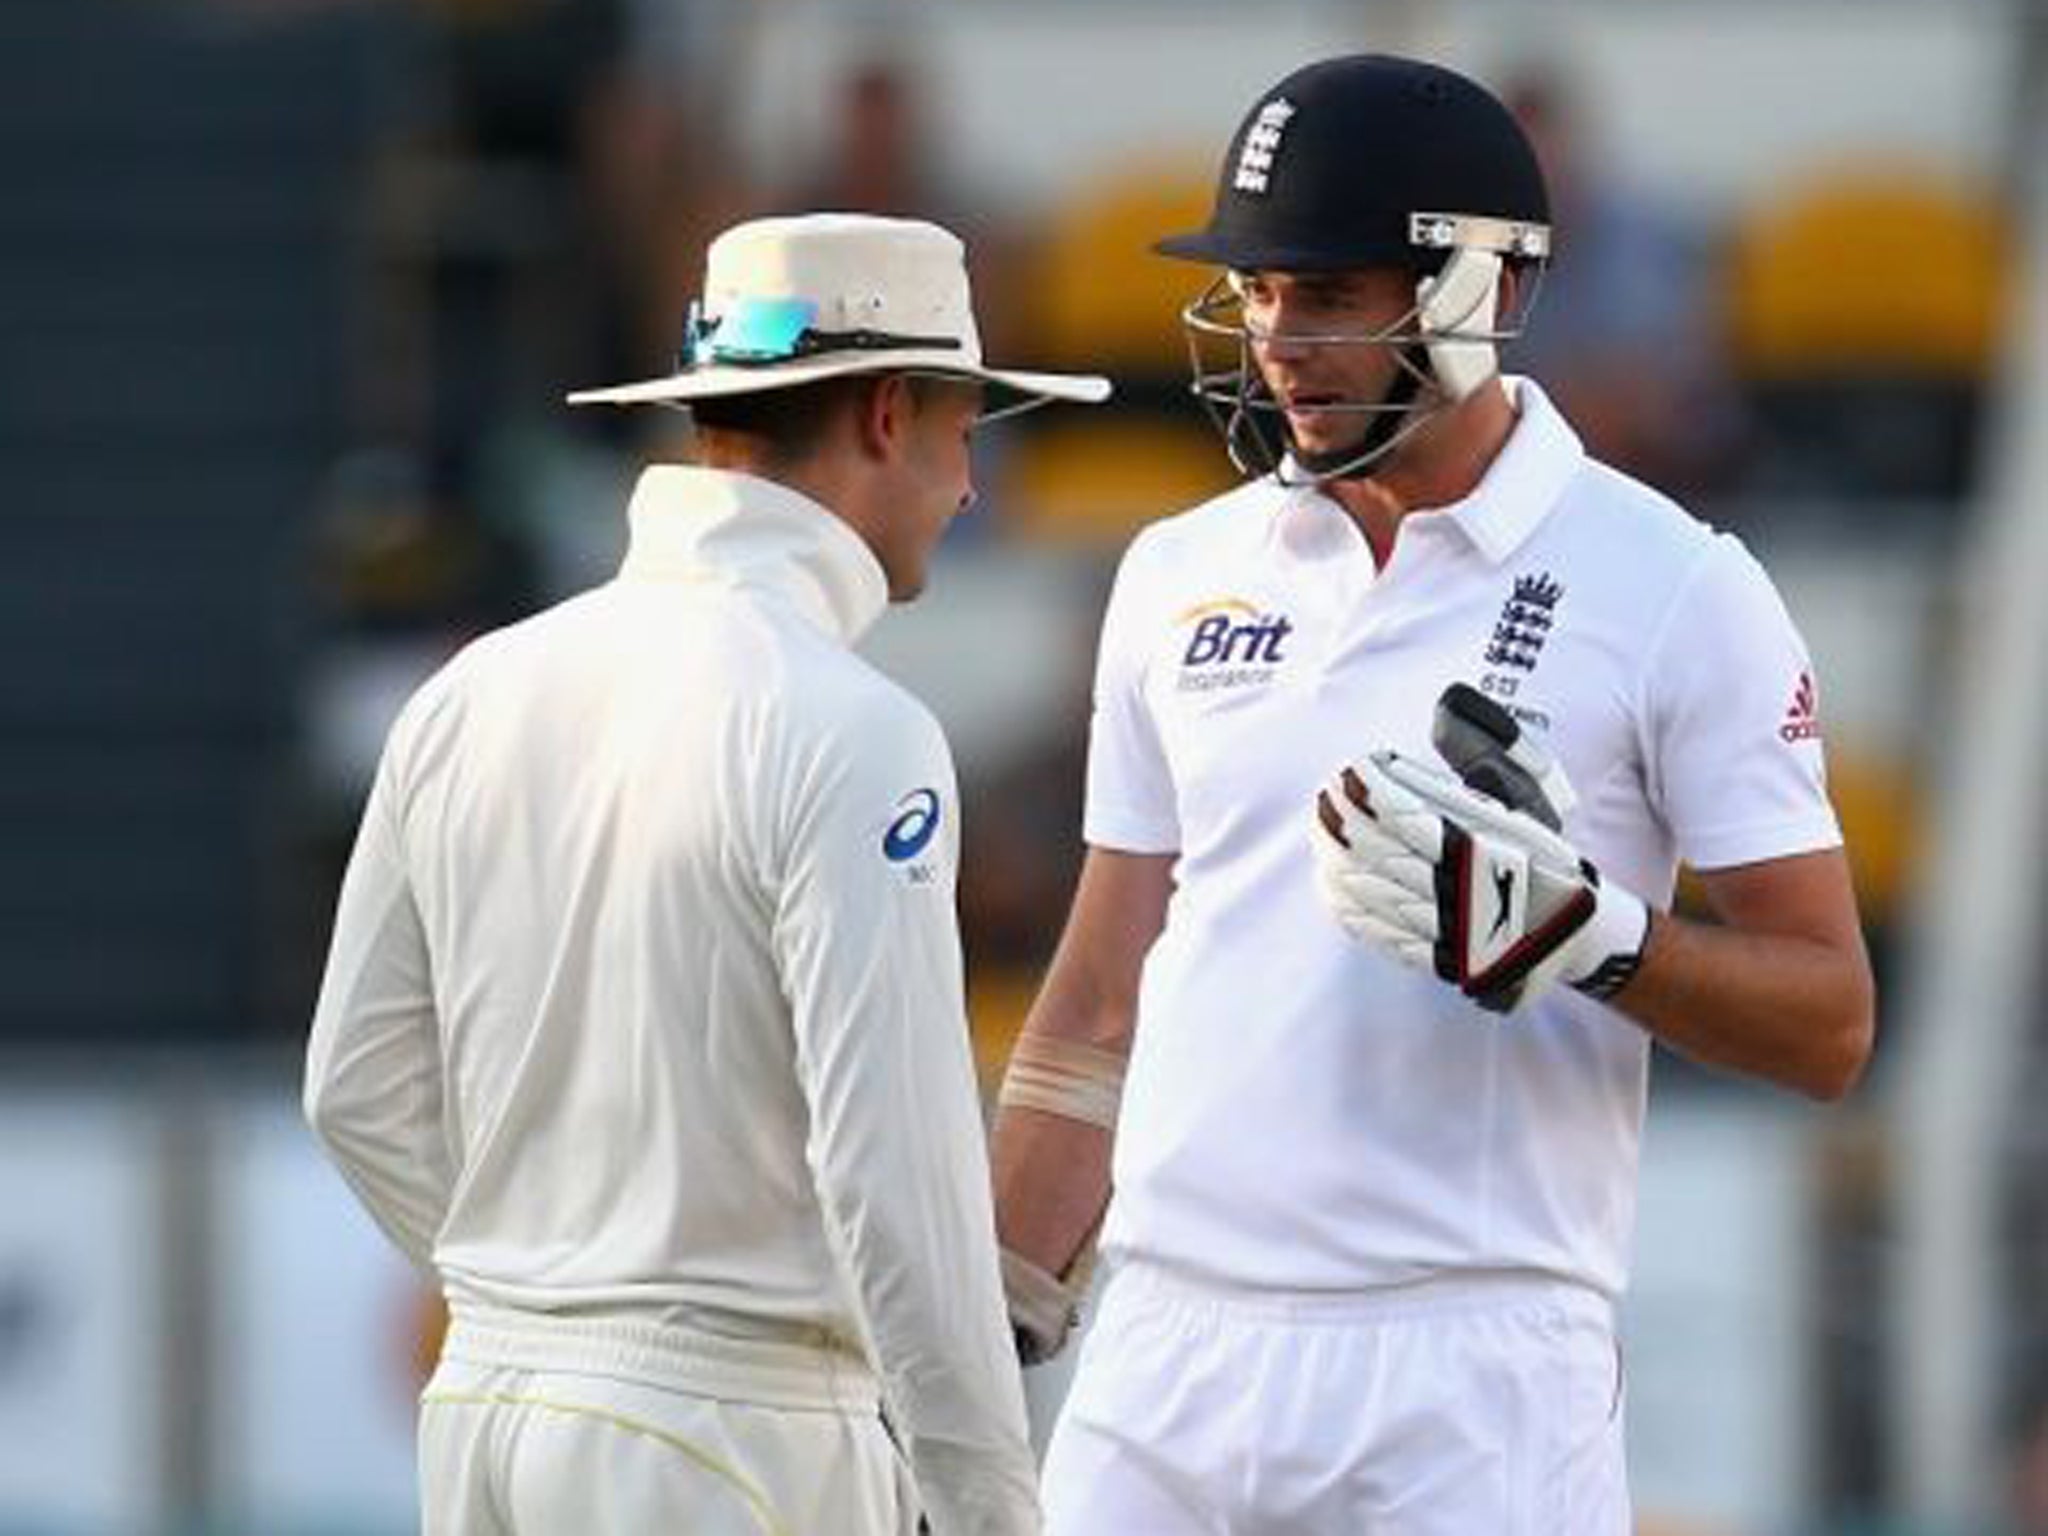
[687,374,868,458]
[689,373,954,466]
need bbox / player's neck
[1326,382,1516,566]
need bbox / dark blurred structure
[1502,66,1741,502]
[369,0,654,460]
[781,58,951,222]
[0,0,398,1044]
[2018,1389,2048,1536]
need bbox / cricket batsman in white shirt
[304,213,1107,1535]
[991,56,1875,1533]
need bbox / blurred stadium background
[2,0,2044,1531]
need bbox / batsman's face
[881,379,981,600]
[1237,267,1424,460]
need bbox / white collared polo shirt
[1085,379,1842,1299]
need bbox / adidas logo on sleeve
[1779,670,1822,743]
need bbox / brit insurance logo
[1175,597,1293,695]
[881,787,942,884]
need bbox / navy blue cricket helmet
[1160,55,1553,482]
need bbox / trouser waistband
[440,1302,880,1414]
[1109,1259,1615,1328]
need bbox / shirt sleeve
[1083,535,1180,854]
[772,694,1041,1536]
[302,725,452,1272]
[1639,533,1844,871]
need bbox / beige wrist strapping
[996,1036,1127,1131]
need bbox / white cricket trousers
[419,1303,917,1536]
[1042,1262,1629,1536]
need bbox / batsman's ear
[857,372,926,460]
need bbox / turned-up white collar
[618,465,890,645]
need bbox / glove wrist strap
[1570,882,1651,1001]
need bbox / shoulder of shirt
[383,590,598,741]
[701,599,948,768]
[803,635,944,744]
[1118,474,1285,575]
[1555,453,1735,577]
[1548,457,1795,659]
[387,583,943,768]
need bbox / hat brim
[568,349,1109,409]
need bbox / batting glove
[1311,749,1650,1013]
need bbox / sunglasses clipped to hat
[569,213,1109,421]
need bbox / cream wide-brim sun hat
[567,213,1110,414]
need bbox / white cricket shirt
[1086,380,1841,1300]
[305,465,1038,1533]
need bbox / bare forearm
[991,1106,1114,1277]
[989,848,1168,1278]
[1613,908,1874,1100]
[991,936,1128,1276]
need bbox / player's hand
[1001,1247,1081,1366]
[1310,749,1650,1013]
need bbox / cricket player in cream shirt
[305,215,1106,1534]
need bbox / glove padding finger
[1312,776,1442,969]
[1315,860,1441,949]
[1312,807,1438,908]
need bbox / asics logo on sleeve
[882,788,942,863]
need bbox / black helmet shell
[1158,55,1548,273]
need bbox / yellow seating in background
[1726,169,2010,378]
[1004,163,1240,545]
[1825,743,1919,921]
[1032,162,1216,370]
[969,966,1040,1102]
[1009,416,1237,547]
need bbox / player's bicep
[1644,538,1841,869]
[772,704,975,1145]
[306,757,436,1105]
[1083,543,1179,854]
[1026,846,1175,1055]
[303,751,448,1266]
[1694,846,1867,954]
